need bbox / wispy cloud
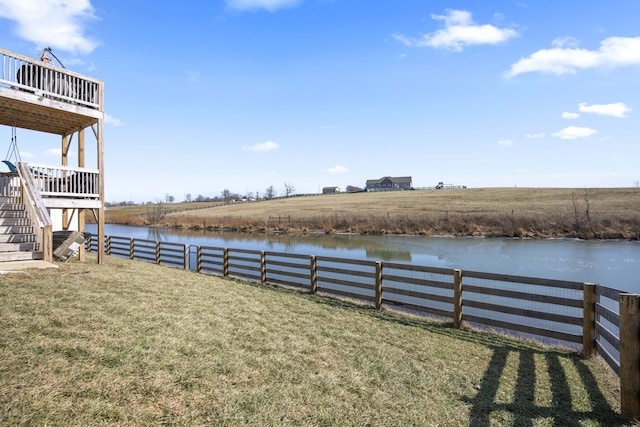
[105,113,123,127]
[18,150,34,159]
[0,0,98,53]
[562,112,580,119]
[393,9,518,52]
[326,165,349,174]
[242,140,280,152]
[497,139,513,147]
[552,126,597,140]
[506,36,640,77]
[45,147,76,157]
[226,0,302,12]
[525,132,546,139]
[578,102,631,118]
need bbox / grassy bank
[105,188,640,239]
[0,255,635,426]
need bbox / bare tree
[146,200,167,225]
[265,185,275,199]
[284,182,296,197]
[571,189,598,236]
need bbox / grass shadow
[290,289,635,426]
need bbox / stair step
[0,225,34,235]
[0,234,35,243]
[0,196,20,203]
[0,218,30,226]
[0,210,28,218]
[0,251,43,262]
[0,242,37,252]
[0,203,25,211]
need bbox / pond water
[86,224,640,293]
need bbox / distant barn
[322,186,340,194]
[365,176,412,192]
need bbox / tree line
[106,183,296,207]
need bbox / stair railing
[17,162,52,262]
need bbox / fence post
[105,235,111,255]
[196,246,202,273]
[223,248,229,277]
[129,238,134,260]
[582,283,596,357]
[260,251,267,284]
[184,244,189,270]
[619,293,640,418]
[310,255,317,294]
[375,262,382,310]
[453,269,462,328]
[155,241,161,264]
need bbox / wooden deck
[0,47,105,264]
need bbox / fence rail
[84,232,639,417]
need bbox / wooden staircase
[0,196,42,262]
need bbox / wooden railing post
[155,242,161,264]
[105,235,111,255]
[196,246,202,273]
[260,251,267,284]
[310,255,317,294]
[223,248,229,277]
[583,283,596,357]
[375,262,382,310]
[129,238,134,260]
[453,269,463,328]
[620,293,640,418]
[41,225,52,263]
[184,244,189,270]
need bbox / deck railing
[16,162,52,261]
[0,47,101,109]
[24,162,99,199]
[85,233,640,417]
[0,173,20,198]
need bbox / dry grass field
[106,188,640,239]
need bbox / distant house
[322,186,340,194]
[365,176,412,192]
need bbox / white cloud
[105,113,123,127]
[552,37,580,49]
[45,147,76,157]
[578,102,631,118]
[552,126,597,140]
[0,0,98,54]
[506,36,640,77]
[326,165,349,174]
[242,140,280,152]
[525,132,546,139]
[562,112,580,119]
[226,0,302,12]
[497,139,513,147]
[393,9,518,52]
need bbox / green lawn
[0,255,635,426]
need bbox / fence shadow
[300,293,631,426]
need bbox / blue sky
[1,0,639,202]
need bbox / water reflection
[87,224,640,293]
